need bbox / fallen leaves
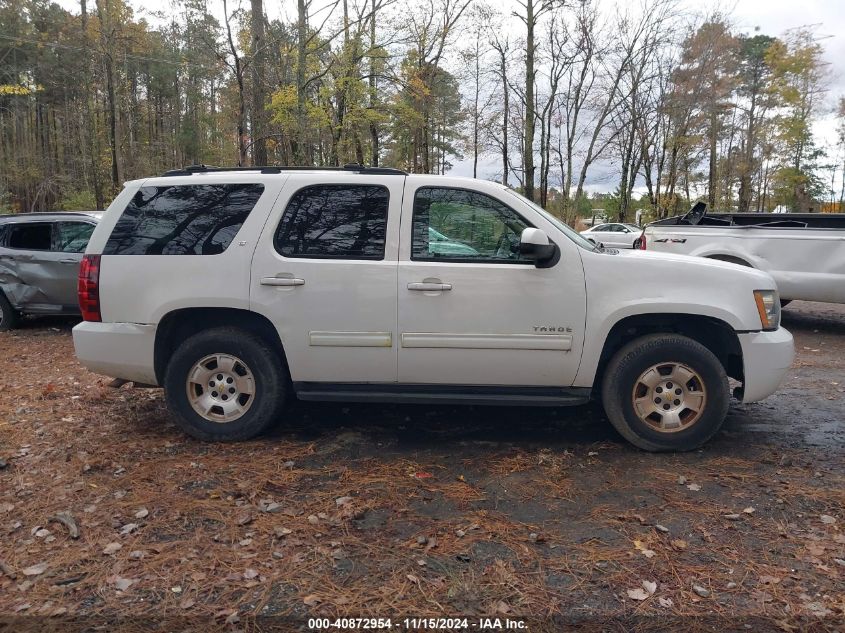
[108,575,137,591]
[49,512,80,539]
[633,540,656,558]
[627,580,657,601]
[102,542,122,556]
[21,562,48,577]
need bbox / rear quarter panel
[90,176,287,324]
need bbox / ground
[0,302,843,633]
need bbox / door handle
[59,258,78,264]
[407,282,452,291]
[261,276,305,287]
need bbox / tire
[601,334,730,452]
[164,326,287,441]
[0,293,20,331]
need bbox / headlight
[753,290,780,331]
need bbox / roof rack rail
[0,211,101,218]
[161,163,407,177]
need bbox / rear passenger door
[250,174,403,385]
[1,221,70,311]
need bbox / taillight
[638,232,647,250]
[78,254,101,322]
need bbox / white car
[72,165,794,452]
[641,203,845,304]
[580,223,642,249]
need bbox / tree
[765,27,827,211]
[735,34,775,212]
[250,0,268,165]
[512,0,560,202]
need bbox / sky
[52,0,845,193]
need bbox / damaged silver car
[0,212,101,330]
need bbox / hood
[614,248,776,285]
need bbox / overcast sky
[52,0,845,190]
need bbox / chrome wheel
[186,353,255,423]
[631,362,707,433]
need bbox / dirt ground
[0,301,843,632]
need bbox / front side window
[412,187,531,263]
[7,223,52,251]
[104,183,264,255]
[56,222,96,253]
[274,185,389,260]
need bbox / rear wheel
[164,327,286,441]
[601,334,729,452]
[0,293,20,331]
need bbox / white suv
[72,165,794,451]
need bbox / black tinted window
[104,184,264,255]
[274,185,388,260]
[8,223,52,250]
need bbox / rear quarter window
[103,183,264,255]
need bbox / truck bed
[650,212,845,229]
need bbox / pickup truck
[640,203,845,304]
[72,166,795,452]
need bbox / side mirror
[519,227,559,268]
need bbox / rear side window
[274,185,389,260]
[56,222,96,253]
[7,223,52,250]
[104,184,264,255]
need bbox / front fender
[573,301,745,388]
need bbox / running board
[293,383,592,407]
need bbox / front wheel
[601,334,729,452]
[164,327,287,441]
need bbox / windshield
[499,187,598,252]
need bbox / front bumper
[73,321,159,386]
[737,327,794,403]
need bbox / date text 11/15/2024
[307,617,528,630]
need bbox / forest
[0,0,843,222]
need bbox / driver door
[397,184,585,387]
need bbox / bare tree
[250,0,268,165]
[512,0,561,201]
[489,29,513,185]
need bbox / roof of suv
[0,211,102,223]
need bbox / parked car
[639,202,845,304]
[0,211,100,330]
[580,222,642,249]
[72,165,793,452]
